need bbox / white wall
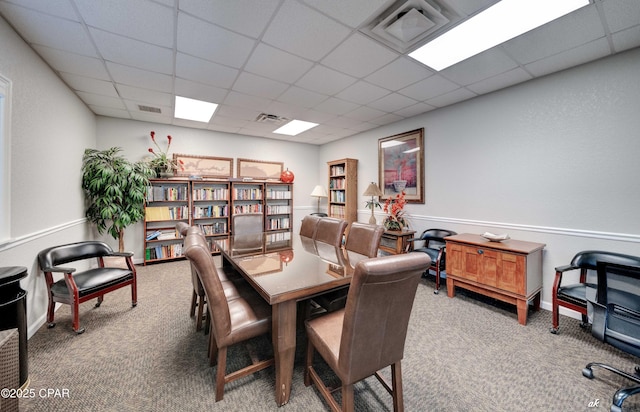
[0,15,96,337]
[320,47,640,314]
[95,117,321,258]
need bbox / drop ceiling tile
[367,93,418,112]
[59,72,119,97]
[208,123,242,134]
[106,62,173,92]
[302,0,389,28]
[365,57,435,91]
[233,72,289,100]
[601,0,640,33]
[295,65,357,95]
[244,43,314,84]
[324,116,362,128]
[322,33,398,78]
[0,0,79,20]
[297,109,337,124]
[276,86,328,109]
[116,84,172,106]
[90,28,174,74]
[398,74,460,101]
[502,5,604,65]
[177,13,256,69]
[215,104,260,121]
[75,0,174,47]
[178,0,280,38]
[611,26,640,52]
[313,97,359,116]
[212,114,252,129]
[32,45,110,80]
[176,53,239,89]
[262,0,351,61]
[393,102,436,118]
[0,4,97,56]
[123,99,172,116]
[77,91,127,109]
[447,0,500,16]
[466,67,533,95]
[223,91,272,111]
[89,105,132,118]
[425,87,476,108]
[174,78,229,104]
[441,49,519,85]
[343,105,386,122]
[265,100,307,119]
[525,38,611,78]
[173,117,211,129]
[344,121,377,133]
[369,112,403,125]
[132,111,172,123]
[336,80,390,105]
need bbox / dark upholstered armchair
[582,262,640,412]
[304,253,431,411]
[409,228,457,294]
[37,241,137,334]
[550,250,640,334]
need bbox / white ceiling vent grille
[360,0,464,53]
[255,113,288,124]
[138,105,161,113]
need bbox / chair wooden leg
[215,346,227,401]
[46,296,56,327]
[71,301,85,334]
[434,266,441,294]
[341,384,354,412]
[391,362,404,412]
[550,297,560,333]
[196,295,205,331]
[304,340,315,386]
[190,290,197,317]
[209,331,218,367]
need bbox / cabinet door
[496,252,525,294]
[478,248,499,287]
[460,245,481,282]
[446,242,464,276]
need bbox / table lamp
[363,182,383,224]
[310,185,327,214]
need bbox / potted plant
[82,147,155,252]
[382,190,408,231]
[147,131,182,177]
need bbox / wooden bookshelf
[327,158,357,226]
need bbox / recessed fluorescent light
[408,0,590,71]
[273,119,318,136]
[174,96,218,122]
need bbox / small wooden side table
[379,230,416,255]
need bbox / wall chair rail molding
[0,218,87,252]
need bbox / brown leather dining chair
[314,217,348,247]
[183,233,274,402]
[177,222,207,331]
[305,253,430,411]
[300,214,322,238]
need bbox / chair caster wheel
[95,302,101,308]
[132,302,138,307]
[549,328,558,334]
[47,323,56,329]
[433,289,439,295]
[582,367,594,379]
[75,327,86,335]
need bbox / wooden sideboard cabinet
[445,233,545,325]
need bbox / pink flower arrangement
[147,131,184,172]
[382,191,407,230]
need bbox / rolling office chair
[582,261,640,412]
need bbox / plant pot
[393,180,407,192]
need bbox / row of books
[330,205,346,218]
[145,243,183,260]
[266,205,291,215]
[267,217,290,230]
[199,223,227,235]
[145,229,178,241]
[329,177,345,189]
[234,204,263,214]
[330,191,346,203]
[193,205,228,218]
[329,165,346,176]
[233,188,263,200]
[145,206,189,221]
[192,187,228,201]
[146,185,188,202]
[266,189,292,199]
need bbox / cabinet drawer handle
[477,249,484,255]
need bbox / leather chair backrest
[314,241,347,266]
[176,222,190,237]
[419,229,457,250]
[232,213,263,235]
[184,234,232,341]
[338,253,431,384]
[314,217,348,247]
[300,215,322,238]
[571,250,640,270]
[38,241,114,269]
[344,222,384,258]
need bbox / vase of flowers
[147,131,183,177]
[382,190,407,231]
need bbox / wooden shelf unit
[327,158,357,226]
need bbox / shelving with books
[192,180,230,253]
[144,179,190,264]
[328,158,357,226]
[230,182,264,232]
[265,182,293,232]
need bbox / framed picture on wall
[173,154,233,178]
[237,158,283,180]
[378,128,424,203]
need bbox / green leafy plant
[82,147,155,252]
[147,131,183,174]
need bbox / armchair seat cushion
[556,283,595,308]
[50,268,133,298]
[413,247,440,264]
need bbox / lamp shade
[362,182,383,197]
[310,185,327,197]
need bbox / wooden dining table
[214,232,360,406]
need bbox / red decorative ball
[279,250,294,263]
[280,168,294,183]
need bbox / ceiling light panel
[174,96,218,123]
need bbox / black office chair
[409,229,456,294]
[582,261,640,412]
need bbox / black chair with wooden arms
[550,250,640,334]
[409,229,456,294]
[304,253,431,411]
[183,234,273,402]
[582,261,640,412]
[37,241,137,334]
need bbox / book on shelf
[146,230,162,241]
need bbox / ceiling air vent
[255,113,288,124]
[138,105,161,114]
